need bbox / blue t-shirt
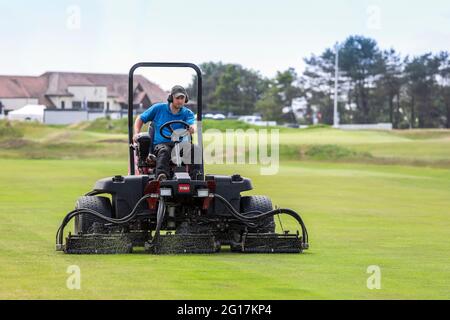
[139,102,195,145]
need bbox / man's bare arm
[133,116,144,142]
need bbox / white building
[0,72,167,115]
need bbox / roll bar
[128,62,203,176]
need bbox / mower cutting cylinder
[146,233,220,254]
[240,232,304,253]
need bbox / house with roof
[0,72,168,115]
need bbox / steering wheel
[159,120,191,142]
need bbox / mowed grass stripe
[0,159,449,299]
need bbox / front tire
[240,195,275,233]
[74,196,112,234]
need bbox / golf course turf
[0,121,449,299]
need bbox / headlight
[160,188,172,197]
[197,189,209,197]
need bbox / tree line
[187,35,450,129]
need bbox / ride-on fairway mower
[56,62,309,254]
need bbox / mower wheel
[74,196,112,234]
[240,196,275,233]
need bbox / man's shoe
[157,173,167,181]
[146,154,156,166]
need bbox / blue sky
[0,0,449,89]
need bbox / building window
[72,101,82,110]
[87,102,104,110]
[61,101,65,109]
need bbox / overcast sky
[0,0,449,90]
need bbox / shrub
[0,120,23,139]
[305,144,371,160]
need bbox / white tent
[8,105,46,123]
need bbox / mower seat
[136,133,152,161]
[135,124,156,172]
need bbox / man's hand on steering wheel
[160,120,193,142]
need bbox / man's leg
[154,142,174,178]
[190,144,203,179]
[177,143,204,179]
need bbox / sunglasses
[174,95,186,100]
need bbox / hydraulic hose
[213,193,309,247]
[56,192,309,250]
[56,193,153,250]
[151,197,166,244]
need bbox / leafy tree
[404,53,441,128]
[377,49,404,128]
[255,84,283,122]
[437,51,450,128]
[301,48,345,125]
[188,40,450,128]
[188,62,268,115]
[188,61,227,111]
[338,35,384,123]
[214,64,242,114]
[275,68,302,107]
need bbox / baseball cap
[171,85,188,98]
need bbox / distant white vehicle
[238,115,262,123]
[212,113,226,120]
[204,113,226,120]
[8,105,46,123]
[238,115,276,126]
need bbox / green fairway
[0,158,449,299]
[1,120,449,299]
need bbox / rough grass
[69,117,276,134]
[0,159,449,299]
[390,129,450,140]
[1,120,450,167]
[69,117,130,134]
[0,120,24,139]
[304,144,372,160]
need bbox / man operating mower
[133,85,195,181]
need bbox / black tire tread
[74,196,112,234]
[240,195,275,233]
